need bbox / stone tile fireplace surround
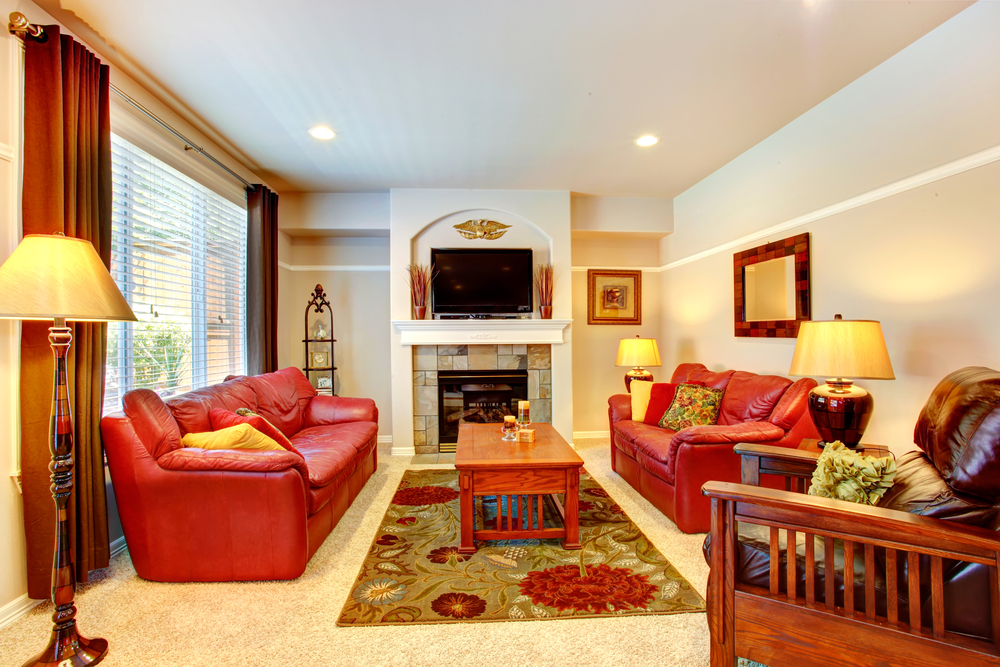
[412,344,552,454]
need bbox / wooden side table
[798,438,891,459]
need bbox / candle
[504,415,516,424]
[517,400,530,425]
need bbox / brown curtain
[21,25,112,599]
[247,185,279,375]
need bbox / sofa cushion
[718,371,792,426]
[235,370,304,438]
[165,380,259,436]
[913,366,1000,503]
[659,384,725,431]
[122,388,182,459]
[879,450,1000,529]
[291,422,377,487]
[612,420,673,460]
[274,366,317,416]
[180,423,285,451]
[768,378,817,431]
[670,363,734,391]
[209,408,302,457]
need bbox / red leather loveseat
[100,367,378,582]
[609,362,818,533]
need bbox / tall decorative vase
[414,305,426,320]
[540,305,552,320]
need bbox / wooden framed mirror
[734,233,810,337]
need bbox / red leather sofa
[609,362,819,533]
[100,367,378,582]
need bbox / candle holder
[501,415,518,441]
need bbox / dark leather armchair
[702,367,1000,667]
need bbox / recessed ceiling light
[308,126,336,140]
[635,135,659,147]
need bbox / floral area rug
[337,469,705,625]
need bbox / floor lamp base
[23,623,107,666]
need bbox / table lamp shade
[0,234,136,322]
[616,336,662,368]
[789,319,894,380]
[616,336,661,392]
[789,316,893,450]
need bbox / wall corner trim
[0,594,42,632]
[660,142,1000,272]
[0,142,14,163]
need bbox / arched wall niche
[410,208,552,268]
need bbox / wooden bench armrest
[734,442,819,486]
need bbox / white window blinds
[103,134,247,414]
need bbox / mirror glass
[744,255,795,322]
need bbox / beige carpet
[0,438,712,667]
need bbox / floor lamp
[0,233,136,666]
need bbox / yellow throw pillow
[181,423,284,451]
[807,441,897,506]
[630,380,654,421]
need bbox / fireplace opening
[438,369,528,452]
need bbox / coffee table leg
[458,470,476,553]
[562,467,582,550]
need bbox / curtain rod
[8,11,258,192]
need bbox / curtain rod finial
[9,12,44,38]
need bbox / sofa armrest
[158,447,309,479]
[672,422,785,445]
[304,395,378,428]
[608,394,632,424]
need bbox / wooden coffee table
[455,422,584,554]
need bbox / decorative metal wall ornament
[454,219,511,240]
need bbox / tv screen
[430,248,534,315]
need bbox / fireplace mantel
[393,319,571,346]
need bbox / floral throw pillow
[659,384,725,431]
[807,441,896,506]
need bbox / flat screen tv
[430,248,534,316]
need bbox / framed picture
[317,376,333,389]
[587,270,641,325]
[311,351,330,368]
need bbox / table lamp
[0,233,136,666]
[616,335,662,393]
[788,314,894,451]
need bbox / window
[103,134,247,414]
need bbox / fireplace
[438,370,528,452]
[412,344,552,454]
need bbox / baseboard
[377,435,393,445]
[110,535,128,559]
[0,593,41,631]
[391,445,416,457]
[573,431,609,440]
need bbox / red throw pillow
[642,381,706,426]
[209,408,302,457]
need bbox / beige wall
[277,237,393,435]
[661,3,1000,453]
[570,236,664,434]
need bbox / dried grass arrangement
[406,263,436,319]
[534,263,554,318]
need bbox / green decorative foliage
[808,441,897,506]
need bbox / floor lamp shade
[789,316,894,449]
[616,335,662,392]
[0,233,135,667]
[0,234,135,322]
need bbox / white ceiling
[38,0,972,196]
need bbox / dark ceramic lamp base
[808,381,873,452]
[624,368,653,393]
